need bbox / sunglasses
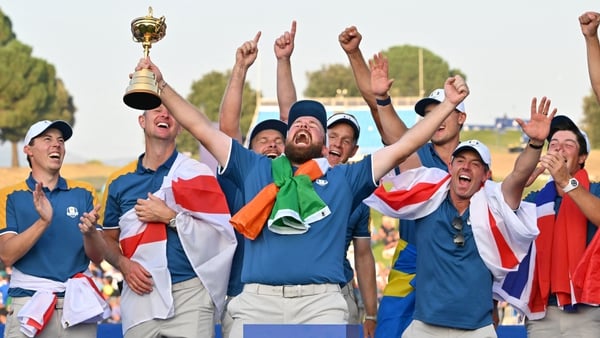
[452,217,465,247]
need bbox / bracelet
[376,96,391,106]
[528,141,544,150]
[158,80,168,94]
[364,315,377,322]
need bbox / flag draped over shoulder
[494,169,598,319]
[364,166,538,281]
[118,153,236,334]
[230,156,330,239]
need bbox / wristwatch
[168,217,177,229]
[562,177,579,193]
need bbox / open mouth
[49,152,61,160]
[328,149,341,158]
[157,122,170,129]
[458,174,472,183]
[265,152,279,159]
[294,131,311,145]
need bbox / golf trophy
[123,7,166,110]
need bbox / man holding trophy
[101,8,237,338]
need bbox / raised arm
[219,32,261,143]
[501,97,555,209]
[580,12,600,101]
[339,28,407,145]
[370,53,422,170]
[371,75,468,181]
[136,58,232,166]
[275,21,298,122]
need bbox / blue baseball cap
[249,119,287,145]
[287,100,327,132]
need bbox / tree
[0,9,76,167]
[183,70,258,156]
[304,64,358,97]
[304,45,466,98]
[582,89,599,150]
[0,9,16,45]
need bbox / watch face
[571,178,578,187]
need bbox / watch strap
[562,178,578,193]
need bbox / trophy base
[123,68,162,110]
[123,90,162,110]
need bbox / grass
[461,129,522,153]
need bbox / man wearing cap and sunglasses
[132,53,470,338]
[0,120,109,338]
[365,54,556,337]
[365,136,549,337]
[339,29,470,336]
[493,114,600,338]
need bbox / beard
[285,140,324,164]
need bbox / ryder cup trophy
[123,7,166,110]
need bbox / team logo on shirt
[315,179,328,186]
[66,206,79,218]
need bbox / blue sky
[1,0,598,165]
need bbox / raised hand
[339,26,362,54]
[135,56,163,85]
[580,11,600,38]
[237,31,261,69]
[514,97,556,145]
[444,75,469,107]
[274,21,296,60]
[369,53,394,97]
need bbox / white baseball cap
[327,113,360,140]
[24,120,73,145]
[414,88,466,116]
[452,139,491,167]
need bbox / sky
[1,0,599,165]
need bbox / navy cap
[547,115,589,154]
[288,100,327,132]
[248,119,287,145]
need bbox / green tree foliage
[582,89,599,150]
[183,70,258,155]
[385,45,466,97]
[0,9,16,44]
[0,8,76,167]
[304,64,358,97]
[304,45,466,98]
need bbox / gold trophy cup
[123,7,166,110]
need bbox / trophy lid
[130,7,166,45]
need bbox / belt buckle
[283,285,302,298]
